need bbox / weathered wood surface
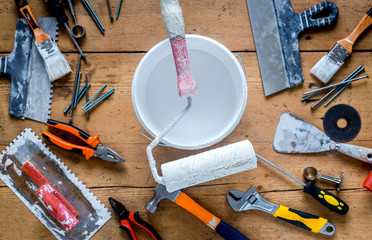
[0,0,371,239]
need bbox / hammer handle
[175,192,249,240]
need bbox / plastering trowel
[0,129,111,240]
[273,112,372,164]
[0,17,58,123]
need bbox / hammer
[146,184,249,240]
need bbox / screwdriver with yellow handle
[256,154,348,215]
[228,186,336,236]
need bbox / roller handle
[127,212,162,240]
[47,119,100,148]
[273,205,328,233]
[42,131,95,160]
[174,192,249,240]
[303,181,349,215]
[336,143,372,164]
[300,1,339,29]
[44,0,69,24]
[338,7,372,53]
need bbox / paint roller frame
[147,134,257,192]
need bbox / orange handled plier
[42,119,125,163]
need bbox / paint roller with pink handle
[160,0,197,98]
[146,1,257,193]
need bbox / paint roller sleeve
[161,140,257,192]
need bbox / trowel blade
[273,112,336,153]
[24,18,57,123]
[0,129,111,240]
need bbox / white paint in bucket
[132,34,247,150]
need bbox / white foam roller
[161,140,256,192]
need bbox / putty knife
[273,112,372,164]
[246,0,338,96]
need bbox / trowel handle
[336,143,372,164]
[303,181,349,215]
[175,192,249,240]
[300,1,338,29]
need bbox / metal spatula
[273,112,372,164]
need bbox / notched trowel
[0,129,111,240]
[0,17,58,123]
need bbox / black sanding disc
[323,104,361,142]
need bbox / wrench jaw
[227,186,279,215]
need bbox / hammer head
[145,184,181,213]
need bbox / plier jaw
[108,197,162,240]
[108,197,129,221]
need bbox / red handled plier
[42,119,125,163]
[109,197,162,240]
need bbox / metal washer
[323,104,361,142]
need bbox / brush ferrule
[328,43,350,65]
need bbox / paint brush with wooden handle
[14,0,71,82]
[311,7,372,83]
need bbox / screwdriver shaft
[256,154,305,187]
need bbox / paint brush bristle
[310,43,350,83]
[37,38,72,82]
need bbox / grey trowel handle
[299,1,338,29]
[336,143,372,164]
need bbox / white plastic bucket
[132,34,247,150]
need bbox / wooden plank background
[0,0,371,239]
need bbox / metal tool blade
[0,129,111,240]
[246,0,303,96]
[247,0,289,96]
[273,112,336,153]
[25,17,57,123]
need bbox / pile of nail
[301,65,368,109]
[65,55,115,119]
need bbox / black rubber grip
[42,132,83,155]
[304,181,349,215]
[44,0,69,24]
[132,212,162,240]
[14,0,27,9]
[47,119,91,140]
[119,225,134,240]
[276,208,316,231]
[215,220,250,240]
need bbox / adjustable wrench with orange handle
[146,184,249,240]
